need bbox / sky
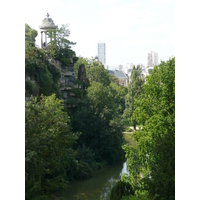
[24,0,175,69]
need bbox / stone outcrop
[78,64,89,85]
[25,57,80,111]
[48,59,80,109]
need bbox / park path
[123,132,134,134]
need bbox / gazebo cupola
[39,13,57,49]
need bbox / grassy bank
[123,133,136,148]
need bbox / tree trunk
[133,120,136,132]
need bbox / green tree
[123,57,175,200]
[109,74,119,84]
[25,94,78,199]
[25,23,37,46]
[110,181,134,200]
[72,81,124,163]
[73,57,110,86]
[71,58,126,164]
[71,57,113,114]
[123,65,145,130]
[110,82,128,115]
[85,58,111,86]
[46,24,78,66]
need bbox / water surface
[58,161,128,200]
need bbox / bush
[110,181,134,200]
[74,161,92,180]
[123,119,131,126]
[125,127,133,132]
[25,80,39,97]
[92,160,108,170]
[76,144,95,168]
[25,94,78,199]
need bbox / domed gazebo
[39,13,57,49]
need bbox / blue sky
[25,0,175,69]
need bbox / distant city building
[115,65,123,71]
[108,70,129,86]
[125,64,134,76]
[125,65,133,83]
[115,63,134,74]
[98,42,106,69]
[139,64,146,77]
[145,65,154,76]
[146,51,158,76]
[108,52,159,80]
[147,51,158,68]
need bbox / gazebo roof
[39,13,57,29]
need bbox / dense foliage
[85,58,111,86]
[71,58,127,164]
[73,57,127,114]
[72,83,125,163]
[109,82,128,115]
[46,24,78,66]
[123,65,145,129]
[25,24,61,98]
[110,181,134,200]
[123,57,175,200]
[25,95,78,199]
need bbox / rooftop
[108,70,128,78]
[39,13,57,29]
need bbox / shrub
[110,181,134,200]
[74,161,92,180]
[125,127,133,132]
[76,144,95,168]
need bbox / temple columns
[45,32,47,46]
[41,32,43,48]
[41,29,56,48]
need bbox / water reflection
[120,162,129,176]
[57,162,128,200]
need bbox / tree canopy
[46,24,78,66]
[71,59,126,163]
[123,65,145,128]
[123,57,175,200]
[74,57,111,86]
[25,94,78,199]
[72,80,124,163]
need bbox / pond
[57,161,129,200]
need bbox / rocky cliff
[48,59,80,109]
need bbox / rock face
[49,59,79,109]
[25,58,80,111]
[78,64,89,85]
